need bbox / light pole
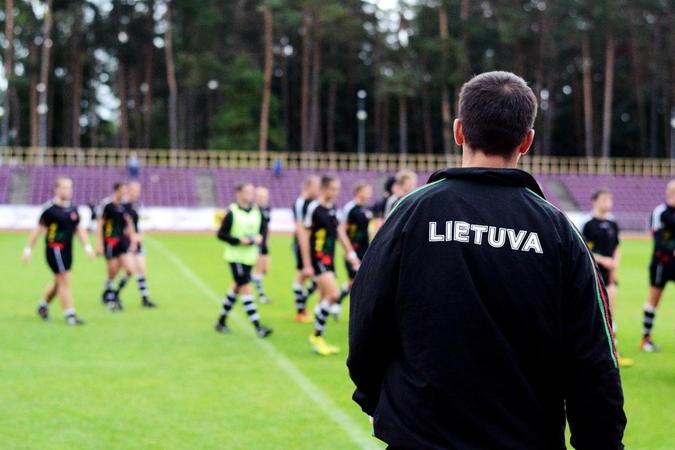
[357,90,367,171]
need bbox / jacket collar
[428,167,545,199]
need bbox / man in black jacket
[348,71,626,449]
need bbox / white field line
[146,237,381,450]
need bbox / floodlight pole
[357,90,367,171]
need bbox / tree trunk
[69,4,83,148]
[581,31,594,158]
[601,31,615,159]
[438,1,453,155]
[89,72,99,148]
[118,61,129,149]
[327,78,336,153]
[300,8,312,152]
[37,0,54,151]
[628,17,649,157]
[649,23,661,158]
[132,68,143,148]
[422,79,433,154]
[382,96,390,154]
[164,0,178,152]
[143,7,154,149]
[460,0,471,79]
[308,40,321,152]
[29,33,38,147]
[281,39,291,151]
[2,0,14,146]
[399,95,408,155]
[258,6,273,165]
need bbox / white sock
[64,308,76,317]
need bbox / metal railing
[2,147,675,176]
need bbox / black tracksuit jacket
[348,168,626,450]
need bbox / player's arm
[348,212,402,417]
[337,224,359,267]
[609,246,621,284]
[94,216,105,255]
[22,223,46,264]
[76,224,95,258]
[297,212,314,276]
[122,213,138,251]
[217,210,250,245]
[563,231,626,448]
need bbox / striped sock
[104,279,116,302]
[116,275,129,294]
[252,275,265,296]
[337,282,350,304]
[241,295,261,329]
[294,283,306,313]
[643,304,656,337]
[137,275,149,299]
[314,299,330,337]
[306,278,318,297]
[218,290,237,325]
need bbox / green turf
[0,232,673,449]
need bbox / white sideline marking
[146,237,381,450]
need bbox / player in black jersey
[332,181,373,320]
[113,181,157,308]
[581,188,632,367]
[298,175,360,356]
[252,186,272,303]
[22,177,94,325]
[292,175,320,323]
[95,182,137,311]
[372,177,395,233]
[640,180,675,352]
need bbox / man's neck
[462,147,520,169]
[320,196,332,207]
[237,201,252,210]
[354,197,364,206]
[53,197,70,207]
[593,209,608,220]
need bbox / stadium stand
[0,165,11,204]
[2,146,673,230]
[27,166,200,206]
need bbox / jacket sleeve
[563,227,626,449]
[217,211,240,245]
[347,213,403,416]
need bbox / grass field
[1,232,674,449]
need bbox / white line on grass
[146,237,381,450]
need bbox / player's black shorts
[46,247,72,274]
[312,254,335,276]
[293,239,303,270]
[229,262,253,286]
[259,243,269,256]
[650,260,675,288]
[105,239,130,260]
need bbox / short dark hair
[591,187,612,201]
[383,177,396,195]
[321,175,337,188]
[235,182,253,192]
[113,182,126,191]
[458,71,537,157]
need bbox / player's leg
[238,277,272,338]
[310,270,340,355]
[252,253,270,303]
[55,271,83,325]
[37,278,58,320]
[103,257,122,310]
[642,262,666,352]
[216,279,239,333]
[128,251,155,308]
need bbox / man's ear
[453,119,464,146]
[518,130,535,155]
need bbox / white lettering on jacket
[428,221,543,254]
